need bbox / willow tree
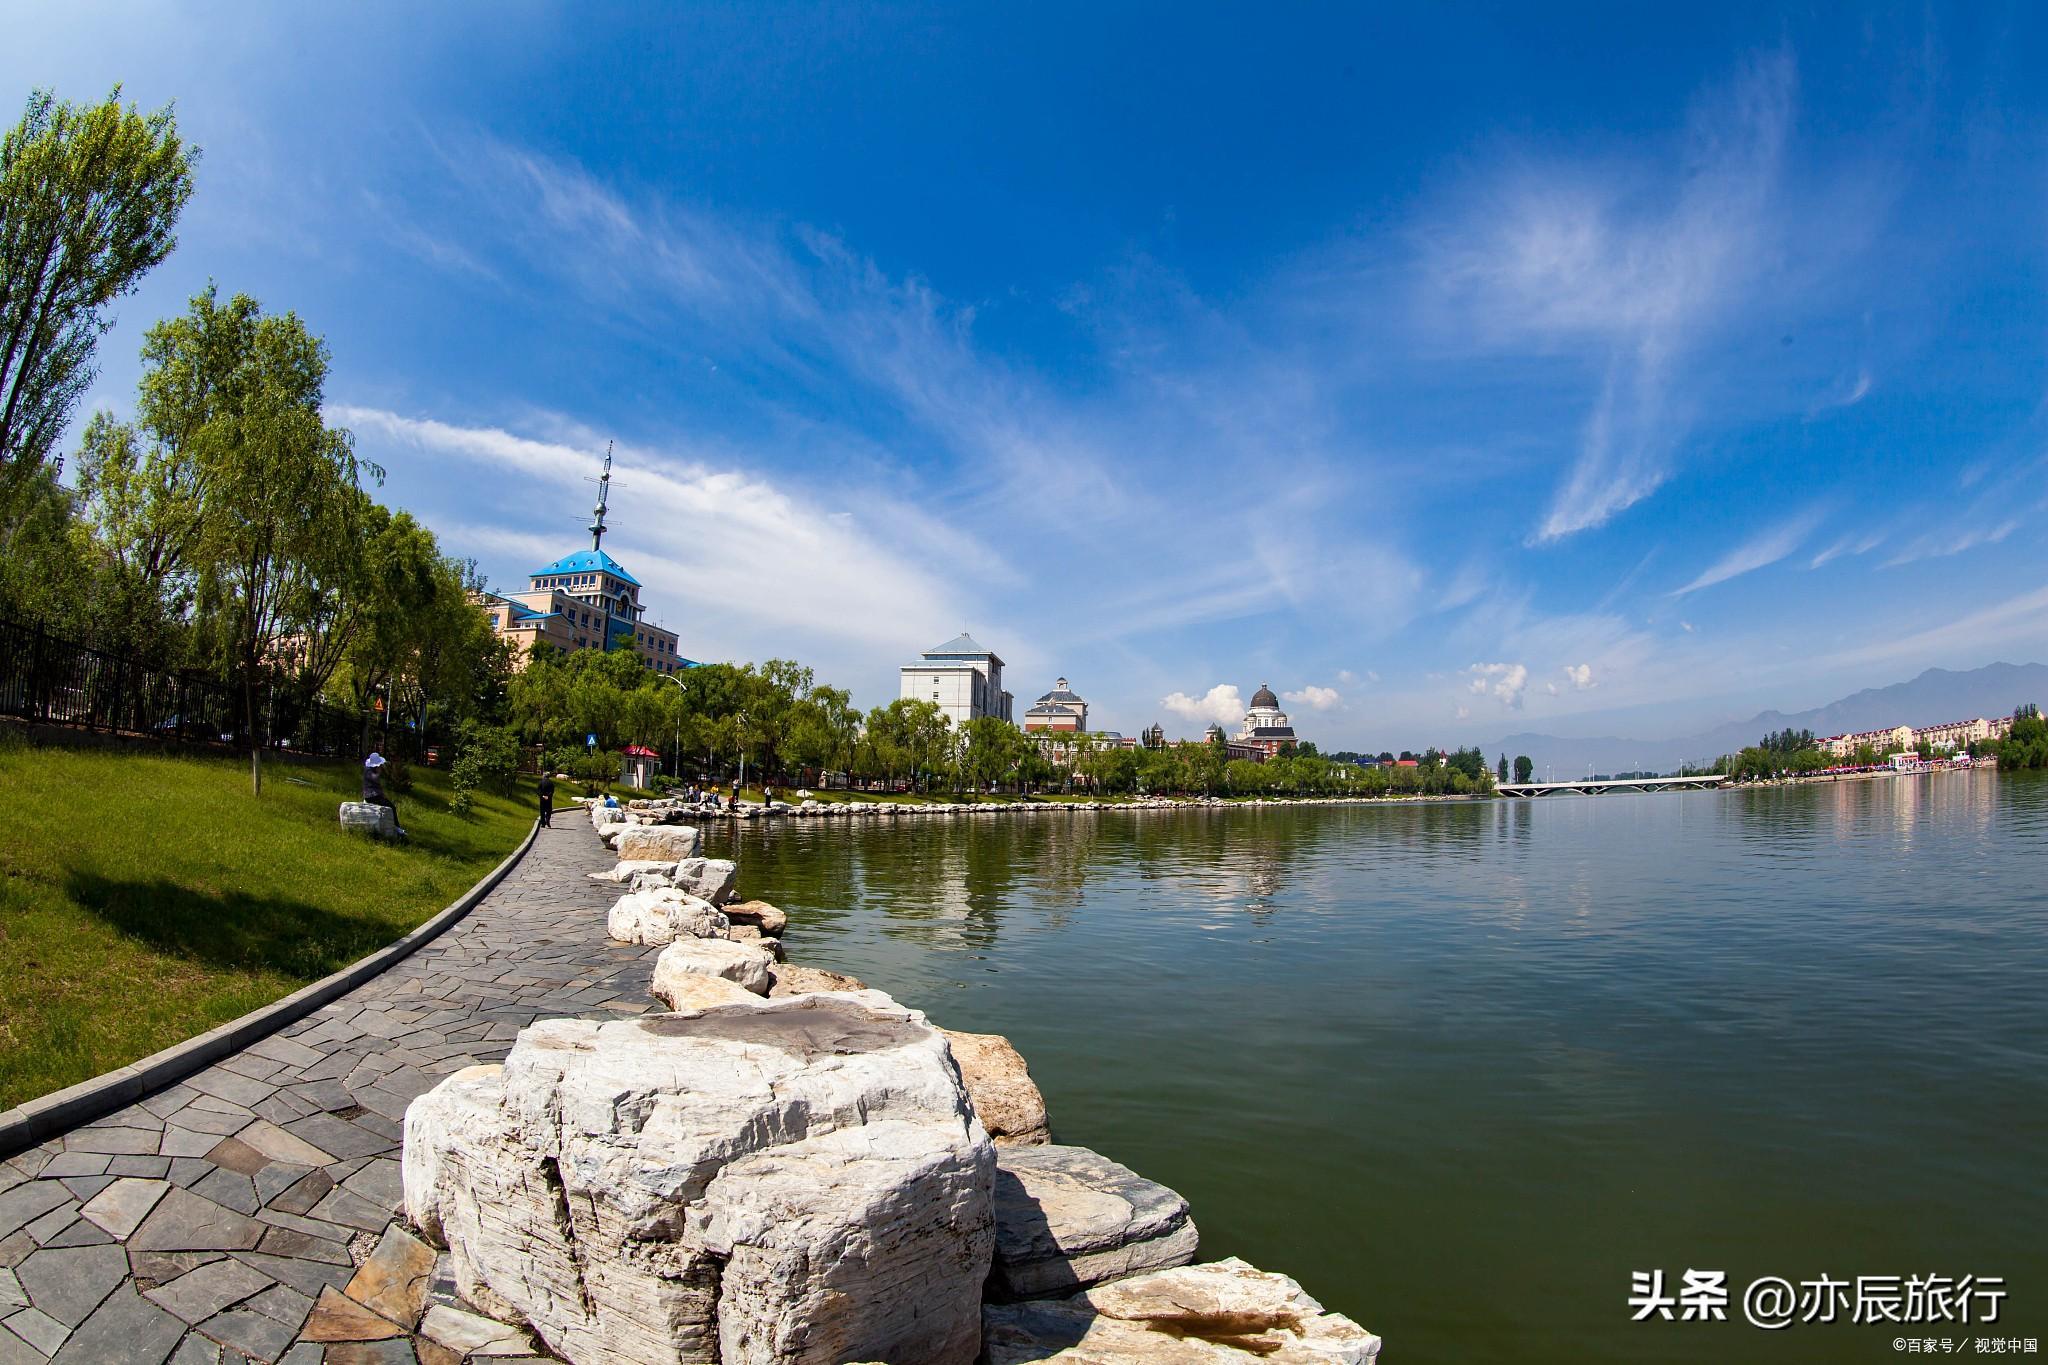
[0,87,195,534]
[143,287,368,793]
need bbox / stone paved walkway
[0,822,651,1364]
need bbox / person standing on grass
[362,753,405,837]
[537,772,555,828]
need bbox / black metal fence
[0,617,395,760]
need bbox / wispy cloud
[1672,509,1822,595]
[1810,530,1885,568]
[331,406,984,667]
[1881,518,2020,568]
[1424,50,1797,541]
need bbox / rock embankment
[590,790,1470,826]
[396,798,1382,1362]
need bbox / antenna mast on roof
[587,441,615,552]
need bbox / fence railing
[0,617,411,761]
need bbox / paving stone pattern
[0,823,650,1364]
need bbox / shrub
[449,721,520,815]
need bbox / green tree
[158,288,371,793]
[70,407,203,657]
[1513,754,1534,783]
[1994,707,2048,769]
[1,88,196,530]
[1497,753,1509,783]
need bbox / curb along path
[0,824,638,1364]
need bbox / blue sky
[12,3,2048,749]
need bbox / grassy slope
[0,746,536,1110]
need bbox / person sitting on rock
[361,752,406,838]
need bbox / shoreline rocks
[939,1028,1052,1148]
[402,993,998,1365]
[651,936,777,999]
[397,806,1382,1362]
[983,1258,1381,1362]
[605,887,730,946]
[580,792,1485,827]
[988,1144,1198,1302]
[613,824,702,862]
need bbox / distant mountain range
[1481,662,2048,777]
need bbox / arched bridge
[1495,774,1728,798]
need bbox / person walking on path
[537,772,555,828]
[362,752,406,837]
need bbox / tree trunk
[245,669,262,796]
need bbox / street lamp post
[662,673,685,779]
[736,710,750,801]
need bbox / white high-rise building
[900,633,1013,729]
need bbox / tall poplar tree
[0,87,195,531]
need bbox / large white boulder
[986,1145,1197,1302]
[403,994,997,1365]
[615,825,703,862]
[981,1258,1380,1362]
[651,937,777,999]
[340,802,399,839]
[606,889,731,947]
[585,859,677,885]
[671,857,739,904]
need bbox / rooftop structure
[1235,682,1298,759]
[474,444,694,673]
[1022,677,1090,732]
[900,632,1012,729]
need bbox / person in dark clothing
[731,778,741,807]
[362,752,405,837]
[537,773,555,828]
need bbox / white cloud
[1564,662,1597,690]
[332,406,981,659]
[1425,50,1796,541]
[1337,669,1358,685]
[1672,510,1822,595]
[1826,583,2048,672]
[1161,684,1246,727]
[1283,684,1342,710]
[1881,519,2020,568]
[1464,662,1530,708]
[1367,670,1381,683]
[1809,531,1884,568]
[1809,368,1873,415]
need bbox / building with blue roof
[472,445,696,674]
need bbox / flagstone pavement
[0,820,653,1364]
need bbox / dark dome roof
[1250,683,1280,709]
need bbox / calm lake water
[710,770,2047,1361]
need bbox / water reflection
[713,773,2048,1363]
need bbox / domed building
[1236,683,1298,759]
[1023,677,1089,733]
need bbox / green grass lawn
[0,744,538,1111]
